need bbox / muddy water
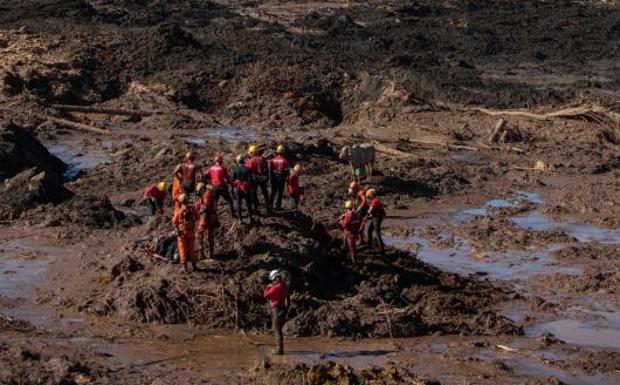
[45,136,110,180]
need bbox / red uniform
[286,173,304,201]
[340,209,362,261]
[263,282,290,308]
[143,185,167,213]
[204,164,230,187]
[172,203,197,266]
[370,197,385,216]
[269,155,290,173]
[246,155,268,175]
[176,161,197,182]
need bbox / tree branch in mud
[47,116,112,136]
[52,104,166,117]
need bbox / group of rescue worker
[141,142,385,355]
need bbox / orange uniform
[196,189,217,257]
[172,203,198,266]
[172,177,184,207]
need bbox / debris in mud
[457,216,576,251]
[0,314,35,333]
[250,361,440,385]
[43,195,141,229]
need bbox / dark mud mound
[0,121,66,181]
[457,216,576,251]
[44,195,141,229]
[74,212,518,338]
[251,361,439,385]
[0,168,71,220]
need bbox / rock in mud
[45,195,141,229]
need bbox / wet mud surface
[2,0,620,384]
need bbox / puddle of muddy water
[185,127,256,146]
[46,138,109,180]
[511,212,620,244]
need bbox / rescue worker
[245,144,270,213]
[268,144,290,213]
[339,200,362,262]
[172,193,198,272]
[174,151,201,195]
[204,154,235,218]
[231,154,255,224]
[263,269,290,355]
[287,164,304,211]
[348,181,368,243]
[366,189,386,254]
[141,181,167,215]
[196,183,218,260]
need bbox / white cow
[339,143,376,183]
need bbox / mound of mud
[73,212,519,338]
[250,361,439,385]
[457,216,576,251]
[0,121,66,181]
[0,168,71,220]
[44,195,141,229]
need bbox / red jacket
[269,155,290,172]
[287,173,304,200]
[205,164,230,187]
[246,155,268,175]
[143,185,167,210]
[340,209,361,233]
[369,197,386,217]
[264,281,290,308]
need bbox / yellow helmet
[344,200,353,209]
[158,181,166,191]
[366,188,376,198]
[276,144,286,154]
[248,144,258,155]
[196,182,205,193]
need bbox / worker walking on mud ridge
[231,154,255,224]
[348,181,368,243]
[263,269,290,355]
[246,144,270,214]
[287,164,304,211]
[172,193,198,272]
[141,181,168,216]
[174,151,201,196]
[204,154,235,218]
[268,144,290,213]
[196,183,218,260]
[340,200,362,262]
[366,189,386,254]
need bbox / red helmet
[214,154,223,162]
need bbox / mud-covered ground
[1,1,620,384]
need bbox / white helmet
[269,269,282,281]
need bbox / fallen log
[372,141,419,158]
[47,116,112,136]
[478,143,525,153]
[52,104,164,117]
[410,139,479,151]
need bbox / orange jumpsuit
[197,189,217,257]
[172,203,197,266]
[172,176,184,207]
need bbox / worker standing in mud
[340,200,362,262]
[268,144,290,213]
[246,144,270,214]
[366,189,386,254]
[174,151,201,196]
[141,181,168,215]
[287,164,304,211]
[204,154,235,218]
[231,154,255,224]
[348,181,368,243]
[196,183,218,260]
[172,193,198,272]
[263,269,290,355]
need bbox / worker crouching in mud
[172,194,198,272]
[340,200,362,262]
[263,269,290,355]
[141,181,168,216]
[231,154,255,224]
[195,183,219,260]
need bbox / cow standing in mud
[339,143,376,183]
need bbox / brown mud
[2,0,620,384]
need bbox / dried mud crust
[456,215,576,251]
[249,361,440,385]
[56,210,520,338]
